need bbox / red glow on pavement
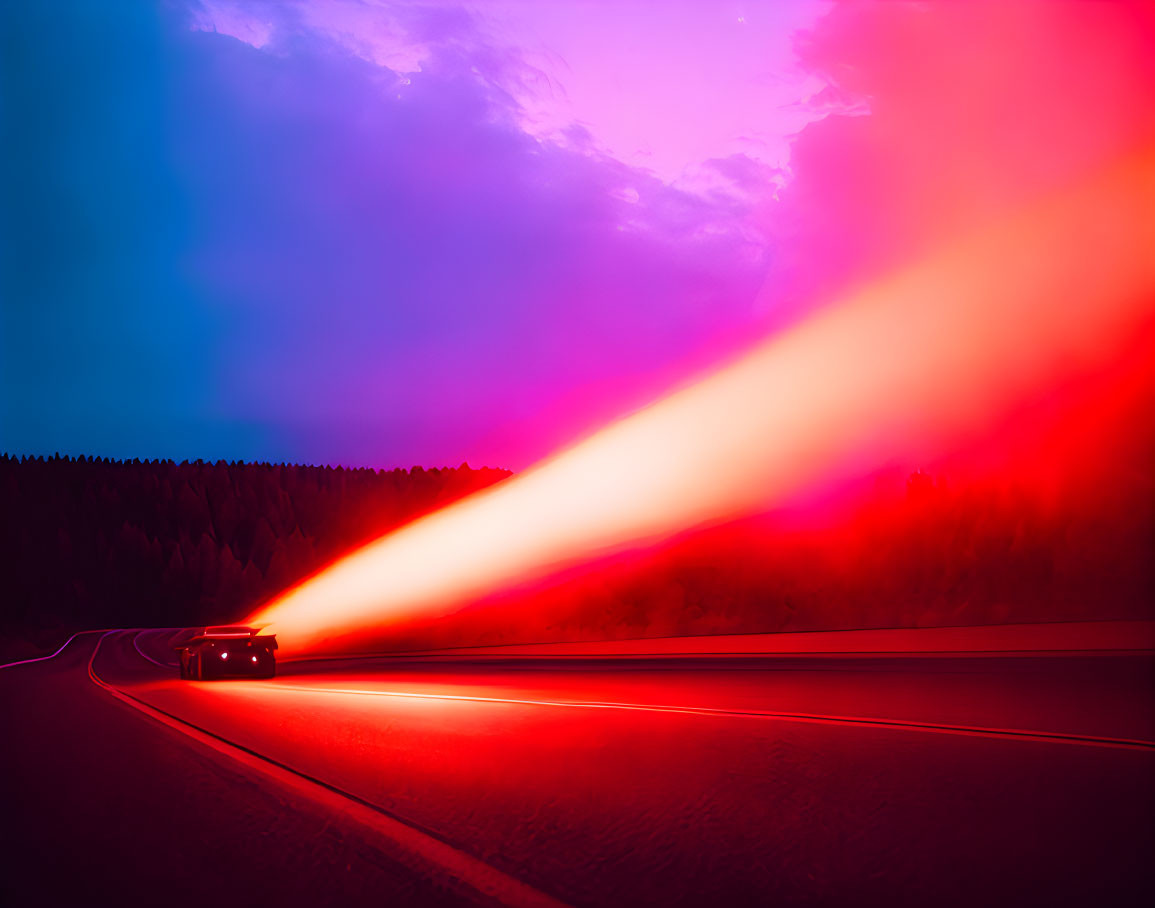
[250,149,1155,656]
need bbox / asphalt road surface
[2,629,1152,907]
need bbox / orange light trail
[251,149,1155,656]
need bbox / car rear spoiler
[174,629,278,650]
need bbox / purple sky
[6,1,1146,470]
[3,0,843,469]
[183,0,834,469]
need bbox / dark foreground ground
[2,629,1152,907]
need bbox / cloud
[747,0,1155,484]
[6,0,817,466]
[17,1,1142,477]
[187,0,830,187]
[773,0,1155,306]
[167,1,777,467]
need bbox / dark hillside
[380,466,1155,653]
[0,454,510,655]
[2,447,1151,660]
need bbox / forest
[384,462,1154,653]
[0,454,509,657]
[1,450,1151,659]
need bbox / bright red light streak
[250,150,1155,656]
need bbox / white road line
[261,682,1155,752]
[87,633,570,908]
[0,627,187,671]
[132,630,179,668]
[0,630,103,670]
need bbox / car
[176,626,277,680]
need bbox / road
[2,628,1153,907]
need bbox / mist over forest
[3,450,1150,660]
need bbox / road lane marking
[261,682,1155,752]
[87,632,571,908]
[132,630,180,669]
[1,627,185,671]
[0,629,109,670]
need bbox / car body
[176,626,277,680]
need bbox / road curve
[0,631,526,908]
[4,628,1154,907]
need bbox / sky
[2,1,1152,471]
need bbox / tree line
[1,452,1151,657]
[0,454,509,653]
[380,466,1154,652]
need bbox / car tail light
[251,656,258,663]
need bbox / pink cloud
[772,0,1155,307]
[186,0,832,196]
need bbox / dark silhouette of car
[176,626,277,680]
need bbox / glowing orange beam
[250,150,1155,655]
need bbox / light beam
[250,149,1155,655]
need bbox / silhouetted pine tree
[0,455,511,644]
